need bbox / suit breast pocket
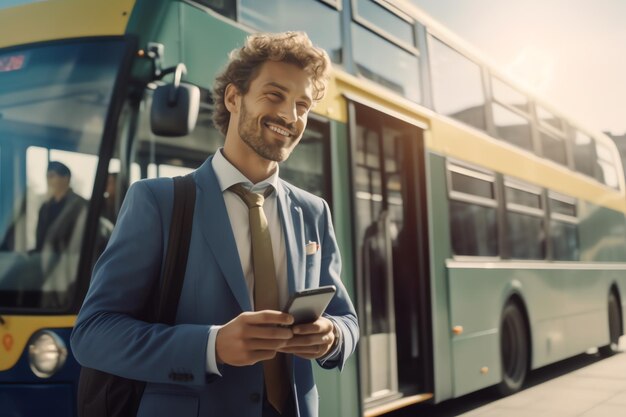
[305,253,321,286]
[136,393,199,417]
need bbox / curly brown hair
[212,31,331,136]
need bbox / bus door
[348,101,432,411]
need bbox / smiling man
[71,32,358,417]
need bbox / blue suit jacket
[71,156,359,417]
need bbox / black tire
[497,302,529,396]
[599,292,622,357]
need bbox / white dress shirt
[206,149,287,374]
[205,149,341,374]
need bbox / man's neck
[222,142,277,184]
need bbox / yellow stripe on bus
[322,70,626,214]
[428,117,626,213]
[0,0,136,49]
[0,315,76,371]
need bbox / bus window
[572,130,596,177]
[352,24,421,103]
[23,148,96,308]
[0,39,126,310]
[492,76,529,114]
[447,162,498,257]
[280,118,331,200]
[131,89,222,182]
[353,0,416,48]
[490,76,533,152]
[540,130,567,166]
[492,103,533,152]
[595,141,619,189]
[537,105,564,132]
[193,0,237,20]
[430,36,486,131]
[504,179,545,260]
[548,192,579,261]
[239,0,342,64]
[131,89,332,201]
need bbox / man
[36,161,87,306]
[35,161,86,252]
[71,32,358,417]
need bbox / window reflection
[352,24,420,103]
[448,163,498,257]
[354,0,415,47]
[240,0,342,63]
[492,77,528,114]
[540,131,566,165]
[450,201,498,256]
[506,212,545,259]
[280,119,331,199]
[537,106,563,131]
[595,141,618,188]
[430,37,485,131]
[0,39,125,310]
[550,221,578,261]
[573,131,595,177]
[492,103,533,151]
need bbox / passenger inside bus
[34,161,87,253]
[0,161,87,308]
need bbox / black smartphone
[282,285,336,325]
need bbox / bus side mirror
[150,64,200,137]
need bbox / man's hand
[278,316,336,359]
[215,311,294,366]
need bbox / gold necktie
[229,183,290,413]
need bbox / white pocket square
[305,241,319,255]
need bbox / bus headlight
[28,330,68,378]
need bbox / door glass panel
[353,105,423,404]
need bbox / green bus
[1,1,624,416]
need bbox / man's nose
[278,101,298,124]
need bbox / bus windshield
[0,38,126,311]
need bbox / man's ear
[224,83,240,114]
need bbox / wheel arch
[501,286,532,372]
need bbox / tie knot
[229,183,272,208]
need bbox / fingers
[242,310,294,326]
[292,317,333,335]
[284,333,333,348]
[245,324,293,340]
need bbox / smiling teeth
[268,125,290,136]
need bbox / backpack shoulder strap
[157,174,196,325]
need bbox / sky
[411,0,626,136]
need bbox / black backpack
[77,174,196,417]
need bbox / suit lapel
[277,182,305,295]
[194,157,251,312]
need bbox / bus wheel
[599,292,622,357]
[497,302,528,396]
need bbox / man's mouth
[265,123,293,138]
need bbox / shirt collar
[212,148,280,195]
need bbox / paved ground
[459,340,626,417]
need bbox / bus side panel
[447,263,620,397]
[426,152,455,402]
[312,120,360,417]
[180,4,248,93]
